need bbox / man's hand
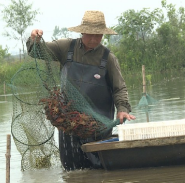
[117,112,136,124]
[31,29,43,42]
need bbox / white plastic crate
[117,119,185,141]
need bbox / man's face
[81,33,103,50]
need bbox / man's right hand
[31,29,43,41]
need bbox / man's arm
[26,29,71,64]
[107,52,136,123]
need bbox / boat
[81,120,185,170]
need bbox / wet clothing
[26,37,131,171]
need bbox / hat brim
[68,25,117,35]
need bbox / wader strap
[99,48,110,75]
[67,39,76,62]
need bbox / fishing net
[10,37,119,170]
[138,93,158,110]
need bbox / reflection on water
[18,165,185,183]
[1,75,185,183]
[61,166,185,183]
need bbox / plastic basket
[117,119,185,141]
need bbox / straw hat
[68,11,117,35]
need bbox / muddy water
[1,74,185,183]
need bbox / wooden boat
[81,135,185,170]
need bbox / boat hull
[81,135,185,170]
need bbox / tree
[0,45,10,61]
[2,0,40,58]
[110,8,163,72]
[52,26,70,40]
[155,0,185,70]
[103,0,185,73]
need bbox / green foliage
[106,0,185,74]
[1,0,41,56]
[0,45,11,61]
[146,74,152,85]
[0,60,23,83]
[0,59,25,94]
[115,8,163,39]
[111,7,164,73]
[52,26,70,40]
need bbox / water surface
[1,74,185,183]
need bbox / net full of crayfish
[30,37,120,139]
[38,85,113,139]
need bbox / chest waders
[59,39,115,171]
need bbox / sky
[0,0,185,54]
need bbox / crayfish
[39,87,106,138]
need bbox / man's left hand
[117,112,136,124]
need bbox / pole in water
[4,81,7,101]
[142,65,149,122]
[5,134,11,183]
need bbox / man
[27,10,135,171]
